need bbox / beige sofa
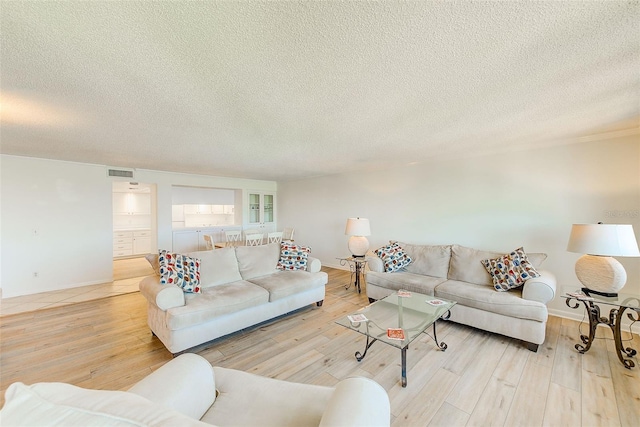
[365,243,557,351]
[0,353,391,426]
[140,242,327,354]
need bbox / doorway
[112,181,158,281]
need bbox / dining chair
[203,235,215,250]
[245,233,264,246]
[267,231,283,244]
[282,227,295,241]
[225,230,242,247]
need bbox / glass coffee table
[336,290,456,387]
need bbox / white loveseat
[0,353,391,427]
[140,242,327,354]
[366,243,557,351]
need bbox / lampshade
[345,218,371,236]
[567,223,639,297]
[567,224,640,256]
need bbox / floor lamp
[567,223,640,297]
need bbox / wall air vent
[107,167,135,179]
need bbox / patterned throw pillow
[481,247,540,292]
[374,242,412,272]
[158,250,201,293]
[277,243,311,271]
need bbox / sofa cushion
[399,243,451,278]
[365,271,447,296]
[434,280,547,322]
[159,250,201,293]
[374,242,412,272]
[277,242,311,270]
[186,247,242,288]
[248,270,328,302]
[236,243,280,280]
[145,253,161,275]
[481,247,541,291]
[448,245,547,286]
[166,281,269,330]
[0,382,209,427]
[526,252,548,269]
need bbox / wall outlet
[33,272,39,278]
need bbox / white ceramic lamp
[567,223,640,297]
[345,218,371,258]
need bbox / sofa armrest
[306,256,322,273]
[139,276,185,310]
[522,270,557,305]
[128,354,216,420]
[366,255,383,273]
[319,377,390,427]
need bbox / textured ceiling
[1,1,638,181]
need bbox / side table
[336,256,367,293]
[563,292,639,369]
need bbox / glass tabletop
[563,290,640,310]
[335,291,456,348]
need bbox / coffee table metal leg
[355,335,377,362]
[401,346,408,387]
[432,322,448,351]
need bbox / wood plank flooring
[1,267,638,426]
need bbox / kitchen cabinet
[248,192,275,231]
[184,204,212,214]
[113,192,151,215]
[113,229,152,257]
[172,228,218,253]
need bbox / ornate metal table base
[337,257,367,293]
[354,319,449,387]
[565,297,639,369]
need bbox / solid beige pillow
[400,243,452,278]
[186,247,242,288]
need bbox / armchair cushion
[0,382,208,427]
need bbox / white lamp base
[348,236,370,258]
[575,254,627,296]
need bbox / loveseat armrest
[522,270,557,305]
[319,377,390,427]
[366,255,383,273]
[306,256,322,273]
[139,275,185,310]
[128,354,216,420]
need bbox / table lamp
[567,223,640,297]
[345,217,371,258]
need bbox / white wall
[277,136,640,322]
[1,156,113,298]
[0,155,276,298]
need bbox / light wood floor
[1,267,638,426]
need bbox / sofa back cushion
[186,247,242,288]
[399,242,451,278]
[236,242,280,280]
[449,244,547,286]
[449,245,502,286]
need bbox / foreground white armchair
[1,354,390,427]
